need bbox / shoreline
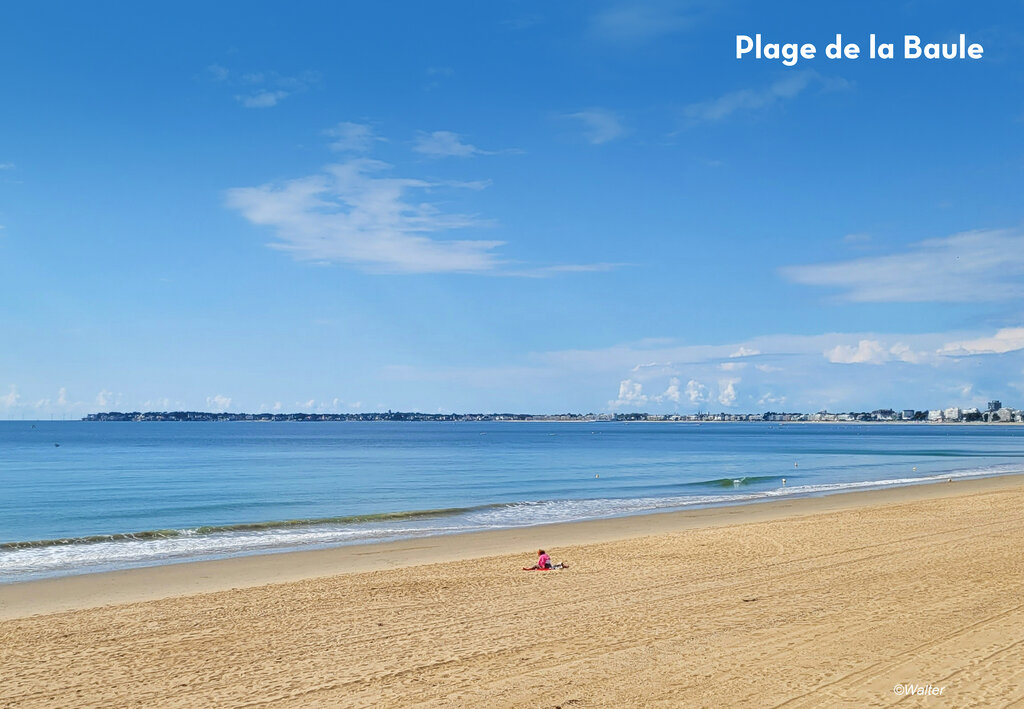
[3,472,1023,706]
[2,472,1021,620]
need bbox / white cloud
[325,122,385,153]
[755,364,781,373]
[757,392,787,407]
[825,339,932,365]
[826,340,889,365]
[0,162,14,170]
[889,343,930,364]
[236,90,289,108]
[413,131,494,158]
[609,379,647,408]
[565,108,625,144]
[509,262,621,277]
[683,72,846,123]
[56,387,68,407]
[206,394,232,412]
[222,68,318,109]
[782,228,1024,303]
[225,159,504,273]
[684,379,708,404]
[660,377,681,404]
[719,362,746,371]
[1,385,19,408]
[588,3,690,43]
[207,64,229,81]
[730,346,760,358]
[939,327,1024,356]
[718,378,739,406]
[95,389,113,407]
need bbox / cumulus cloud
[659,377,681,404]
[685,379,708,404]
[610,378,647,408]
[325,122,385,153]
[757,392,786,407]
[826,339,889,365]
[683,71,848,123]
[610,376,684,408]
[565,108,625,144]
[939,327,1024,356]
[1,385,19,408]
[95,389,113,407]
[782,228,1024,303]
[206,394,232,412]
[825,340,931,365]
[413,131,495,158]
[718,378,739,406]
[225,159,505,273]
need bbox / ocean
[1,421,1022,582]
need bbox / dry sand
[2,476,1023,708]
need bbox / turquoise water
[1,421,1022,581]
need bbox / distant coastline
[82,404,1023,424]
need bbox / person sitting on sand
[523,549,568,570]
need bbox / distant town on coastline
[84,401,1022,423]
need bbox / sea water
[1,421,1022,581]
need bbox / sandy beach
[2,476,1023,707]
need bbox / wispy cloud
[782,228,1024,303]
[565,108,625,144]
[207,64,318,109]
[413,131,496,158]
[588,2,691,44]
[324,122,385,153]
[206,64,229,81]
[423,66,453,91]
[225,159,504,273]
[237,90,289,108]
[683,71,849,123]
[508,263,622,278]
[0,162,14,170]
[502,15,543,31]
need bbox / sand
[2,476,1023,708]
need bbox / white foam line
[2,465,1020,582]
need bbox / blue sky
[2,1,1024,417]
